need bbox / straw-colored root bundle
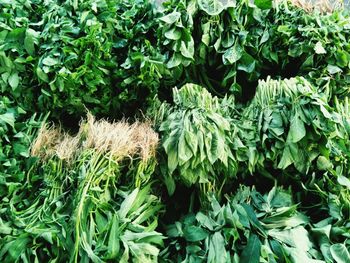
[31,113,159,165]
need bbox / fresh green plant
[158,0,350,99]
[0,114,164,262]
[159,83,239,198]
[161,186,324,263]
[0,0,166,120]
[0,96,47,202]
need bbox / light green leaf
[42,56,59,66]
[8,72,19,90]
[208,232,227,263]
[107,215,120,259]
[119,188,139,218]
[330,244,350,263]
[164,28,182,40]
[287,115,306,143]
[314,41,326,54]
[0,112,15,128]
[198,0,235,16]
[24,29,36,55]
[317,156,332,171]
[160,11,181,24]
[327,65,342,74]
[337,175,350,189]
[223,42,243,65]
[36,67,49,82]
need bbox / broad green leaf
[107,215,120,259]
[314,41,326,54]
[268,226,312,251]
[335,50,348,67]
[119,188,139,218]
[183,226,209,242]
[316,156,332,171]
[198,0,236,16]
[0,219,11,235]
[165,28,182,40]
[254,0,272,9]
[166,140,178,174]
[327,65,342,74]
[8,72,19,90]
[36,67,49,82]
[24,28,36,55]
[167,54,182,68]
[42,56,59,66]
[223,42,243,65]
[180,39,194,59]
[287,115,306,143]
[208,232,227,263]
[164,174,176,195]
[240,234,261,263]
[337,175,350,189]
[278,146,293,170]
[330,243,350,263]
[238,52,256,73]
[0,112,15,128]
[178,131,193,162]
[160,11,181,24]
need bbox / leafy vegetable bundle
[0,114,164,262]
[158,0,350,99]
[159,83,239,198]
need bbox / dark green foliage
[159,84,240,198]
[161,186,324,263]
[0,96,46,201]
[1,0,350,262]
[158,0,350,99]
[0,0,165,120]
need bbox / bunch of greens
[159,83,240,199]
[158,0,350,99]
[0,96,46,205]
[0,114,164,262]
[158,0,271,96]
[241,77,340,175]
[0,0,165,120]
[161,186,325,263]
[265,2,350,98]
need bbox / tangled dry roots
[31,113,159,164]
[287,0,343,13]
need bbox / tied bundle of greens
[0,114,165,263]
[241,77,340,175]
[159,83,239,199]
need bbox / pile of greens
[1,0,350,262]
